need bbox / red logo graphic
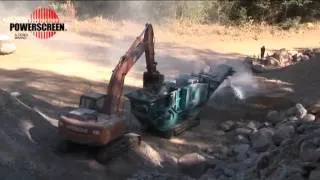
[9,7,65,40]
[29,7,60,39]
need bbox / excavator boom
[103,23,162,115]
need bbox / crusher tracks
[151,115,200,139]
[95,133,141,164]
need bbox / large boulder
[299,140,320,162]
[266,110,284,125]
[286,104,307,119]
[250,128,275,152]
[178,153,208,178]
[0,34,16,55]
[273,124,295,145]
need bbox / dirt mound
[0,89,107,180]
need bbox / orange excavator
[58,23,163,163]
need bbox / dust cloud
[208,60,261,110]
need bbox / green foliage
[279,17,302,30]
[49,1,63,13]
[173,1,212,23]
[59,0,320,27]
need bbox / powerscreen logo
[10,7,66,40]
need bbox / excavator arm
[142,24,164,90]
[103,23,163,115]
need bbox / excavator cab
[79,92,105,113]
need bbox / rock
[287,104,307,119]
[273,124,295,145]
[266,165,304,180]
[308,104,320,115]
[309,170,320,180]
[235,127,252,136]
[263,122,272,127]
[247,121,260,132]
[285,171,305,180]
[250,128,275,152]
[0,34,16,55]
[129,170,194,180]
[288,50,299,56]
[252,63,266,73]
[292,54,297,61]
[219,121,235,131]
[314,48,320,56]
[272,49,291,66]
[303,48,314,57]
[222,168,235,177]
[163,153,178,167]
[235,121,246,128]
[288,116,299,122]
[302,114,315,122]
[266,110,284,125]
[215,130,226,136]
[232,144,250,161]
[296,123,320,134]
[266,56,280,66]
[199,168,224,180]
[300,54,310,61]
[286,107,296,116]
[180,175,196,180]
[243,151,259,167]
[178,153,208,178]
[296,104,308,118]
[235,134,250,144]
[204,148,214,155]
[299,141,320,162]
[244,57,254,66]
[198,168,218,180]
[212,153,225,160]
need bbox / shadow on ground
[41,30,247,81]
[255,53,320,106]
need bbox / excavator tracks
[95,133,141,164]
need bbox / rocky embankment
[128,103,320,180]
[200,103,320,180]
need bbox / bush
[279,17,301,30]
[49,0,76,19]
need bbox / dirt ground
[1,20,320,179]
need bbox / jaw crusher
[126,64,235,138]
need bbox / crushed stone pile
[197,103,320,180]
[245,48,320,73]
